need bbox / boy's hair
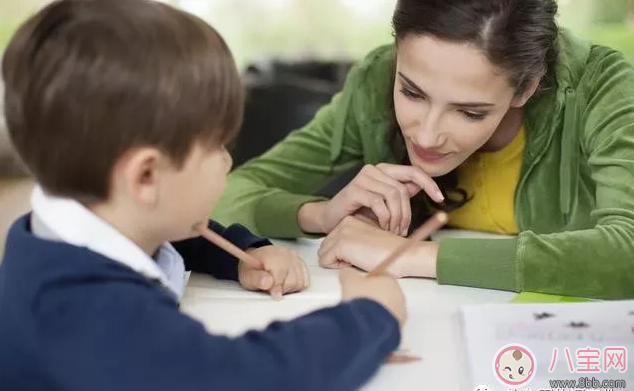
[2,0,243,202]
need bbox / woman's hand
[298,163,444,235]
[317,215,438,278]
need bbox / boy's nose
[223,148,233,172]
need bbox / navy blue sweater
[0,215,400,391]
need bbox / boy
[0,1,407,390]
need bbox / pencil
[385,353,421,364]
[368,212,448,277]
[195,223,263,269]
[371,212,447,365]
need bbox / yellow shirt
[447,125,526,235]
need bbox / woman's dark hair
[389,0,559,229]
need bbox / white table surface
[180,237,516,390]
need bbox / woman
[213,0,634,299]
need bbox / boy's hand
[238,246,310,300]
[339,268,407,327]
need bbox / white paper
[460,300,634,390]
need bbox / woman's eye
[461,110,487,121]
[399,87,423,100]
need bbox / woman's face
[393,34,530,177]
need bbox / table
[180,237,516,390]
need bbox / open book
[460,300,633,391]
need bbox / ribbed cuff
[436,237,519,291]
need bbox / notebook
[460,300,633,391]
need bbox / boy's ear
[510,78,539,108]
[115,147,165,207]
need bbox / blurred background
[0,0,633,255]
[2,0,634,167]
[2,0,634,68]
[3,0,634,166]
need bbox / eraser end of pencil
[436,212,448,224]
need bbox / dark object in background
[231,59,360,198]
[231,60,352,168]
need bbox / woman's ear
[113,147,165,208]
[510,78,539,108]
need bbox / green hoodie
[213,31,634,300]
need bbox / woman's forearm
[399,241,438,278]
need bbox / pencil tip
[436,212,448,223]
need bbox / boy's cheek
[205,186,226,214]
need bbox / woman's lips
[411,143,449,163]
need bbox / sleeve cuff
[207,222,271,281]
[222,223,272,251]
[254,192,327,238]
[345,298,401,352]
[436,237,519,291]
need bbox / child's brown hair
[2,0,242,202]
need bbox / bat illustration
[533,312,556,320]
[566,321,590,328]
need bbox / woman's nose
[414,114,442,148]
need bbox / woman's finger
[343,183,391,231]
[354,173,403,234]
[362,165,412,235]
[376,163,444,203]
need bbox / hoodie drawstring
[559,87,579,220]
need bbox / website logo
[493,344,536,387]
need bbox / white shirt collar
[30,185,186,299]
